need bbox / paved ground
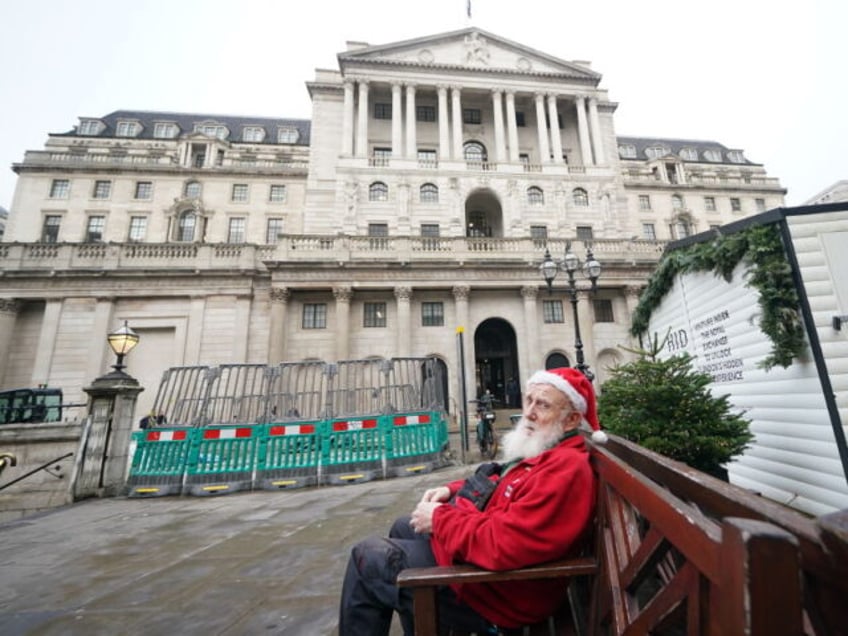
[0,460,474,635]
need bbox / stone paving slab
[0,464,471,636]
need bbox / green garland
[630,224,806,370]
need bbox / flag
[467,0,472,19]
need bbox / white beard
[501,416,565,463]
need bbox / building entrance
[473,318,519,407]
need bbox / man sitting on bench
[338,368,607,635]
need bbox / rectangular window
[266,218,284,244]
[755,198,766,212]
[78,120,100,135]
[153,122,178,138]
[368,223,389,249]
[462,108,481,124]
[116,121,138,137]
[416,105,436,122]
[421,223,440,237]
[576,226,594,241]
[374,103,392,119]
[417,149,437,167]
[49,179,70,199]
[642,223,656,240]
[421,302,444,327]
[42,215,61,243]
[92,180,111,199]
[302,303,327,329]
[530,225,548,248]
[134,181,153,200]
[269,184,287,203]
[593,299,615,323]
[242,126,264,142]
[128,216,147,242]
[515,111,526,127]
[638,195,651,211]
[372,147,391,167]
[228,218,246,243]
[364,302,387,328]
[704,196,717,211]
[730,197,742,212]
[232,184,249,202]
[86,215,105,242]
[543,300,564,323]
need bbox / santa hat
[527,368,607,443]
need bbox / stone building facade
[1,28,786,419]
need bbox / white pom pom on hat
[527,367,608,443]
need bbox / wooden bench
[398,433,848,635]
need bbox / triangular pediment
[338,28,600,82]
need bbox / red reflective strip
[235,428,252,438]
[363,419,377,429]
[419,414,430,423]
[270,426,284,436]
[203,429,221,439]
[333,422,348,432]
[301,425,315,434]
[147,431,160,441]
[393,417,408,426]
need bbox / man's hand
[420,486,450,503]
[410,500,442,534]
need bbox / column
[268,286,290,364]
[575,95,593,166]
[534,93,551,163]
[505,91,519,162]
[0,299,21,386]
[623,286,643,327]
[453,285,473,402]
[391,83,403,158]
[451,87,463,160]
[521,286,540,372]
[588,97,605,164]
[491,90,506,163]
[576,289,595,369]
[437,85,450,160]
[394,286,412,357]
[547,94,564,163]
[333,286,352,361]
[355,80,369,158]
[87,297,114,381]
[405,84,417,160]
[342,80,355,155]
[232,296,251,362]
[31,298,62,386]
[185,295,206,364]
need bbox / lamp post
[540,243,602,380]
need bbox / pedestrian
[338,368,607,634]
[506,375,520,407]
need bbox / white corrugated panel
[647,212,848,515]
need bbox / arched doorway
[465,188,504,238]
[474,318,519,406]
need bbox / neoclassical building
[1,28,785,419]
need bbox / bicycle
[470,397,499,459]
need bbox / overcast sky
[0,0,844,212]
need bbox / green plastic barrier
[184,425,259,496]
[126,428,192,497]
[323,416,383,485]
[384,411,448,478]
[256,422,322,490]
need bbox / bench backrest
[591,434,847,635]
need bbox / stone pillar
[521,286,541,373]
[534,93,551,163]
[334,286,352,361]
[31,298,62,387]
[451,87,463,160]
[268,286,290,364]
[588,97,605,164]
[342,80,355,155]
[0,299,21,386]
[492,90,506,163]
[355,80,369,158]
[437,85,450,160]
[453,285,473,401]
[394,286,412,357]
[548,94,564,163]
[405,84,417,160]
[87,298,115,383]
[185,295,206,365]
[575,95,593,166]
[233,296,251,362]
[391,82,403,158]
[83,370,144,498]
[505,91,519,162]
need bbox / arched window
[645,145,671,159]
[369,182,388,202]
[463,141,487,163]
[545,353,570,369]
[184,181,202,198]
[572,188,589,207]
[679,147,698,161]
[177,210,196,242]
[527,186,544,205]
[420,183,439,203]
[618,144,637,158]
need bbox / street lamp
[540,243,602,380]
[106,320,140,375]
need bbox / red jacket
[430,434,595,628]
